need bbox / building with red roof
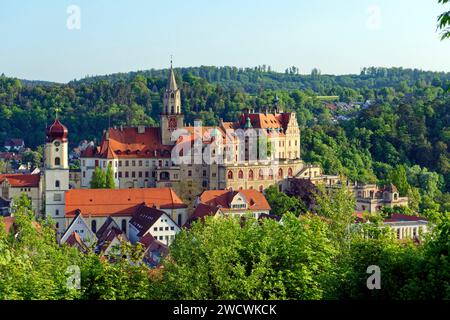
[0,173,43,215]
[78,65,319,207]
[191,189,271,223]
[3,138,25,152]
[63,187,187,239]
[353,212,429,241]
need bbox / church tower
[161,61,184,145]
[44,118,69,233]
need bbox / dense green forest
[0,66,449,210]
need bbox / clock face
[168,116,177,131]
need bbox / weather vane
[55,107,61,119]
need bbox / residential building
[96,217,128,256]
[355,213,429,241]
[60,211,97,246]
[0,173,43,215]
[63,187,188,238]
[4,138,25,152]
[191,189,271,222]
[129,205,181,245]
[383,214,428,240]
[138,233,169,268]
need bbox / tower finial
[170,55,173,69]
[55,107,61,119]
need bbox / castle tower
[44,118,69,233]
[161,61,184,145]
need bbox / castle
[79,64,318,205]
[18,64,410,237]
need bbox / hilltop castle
[78,64,320,204]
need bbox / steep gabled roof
[4,138,24,147]
[130,205,173,237]
[198,189,271,211]
[65,231,90,253]
[191,203,221,220]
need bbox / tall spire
[167,57,178,91]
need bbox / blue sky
[1,0,449,82]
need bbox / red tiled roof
[1,216,15,233]
[65,231,90,253]
[0,173,40,188]
[65,188,187,217]
[198,189,271,211]
[139,233,168,254]
[191,203,220,220]
[81,127,173,159]
[237,112,291,132]
[0,152,22,161]
[130,205,166,237]
[384,214,427,223]
[4,138,24,147]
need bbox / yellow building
[0,173,43,215]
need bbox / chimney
[138,125,145,134]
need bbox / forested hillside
[0,67,449,210]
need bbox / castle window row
[227,168,293,180]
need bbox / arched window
[91,220,97,233]
[259,185,264,192]
[258,169,264,180]
[227,170,234,179]
[248,169,254,180]
[121,219,127,234]
[171,93,175,99]
[55,180,60,188]
[55,157,61,166]
[288,168,293,177]
[238,170,244,179]
[268,169,274,179]
[278,168,283,178]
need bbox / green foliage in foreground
[1,192,450,300]
[157,213,336,300]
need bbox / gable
[230,192,248,209]
[61,214,97,245]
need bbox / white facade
[60,213,97,246]
[129,212,181,246]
